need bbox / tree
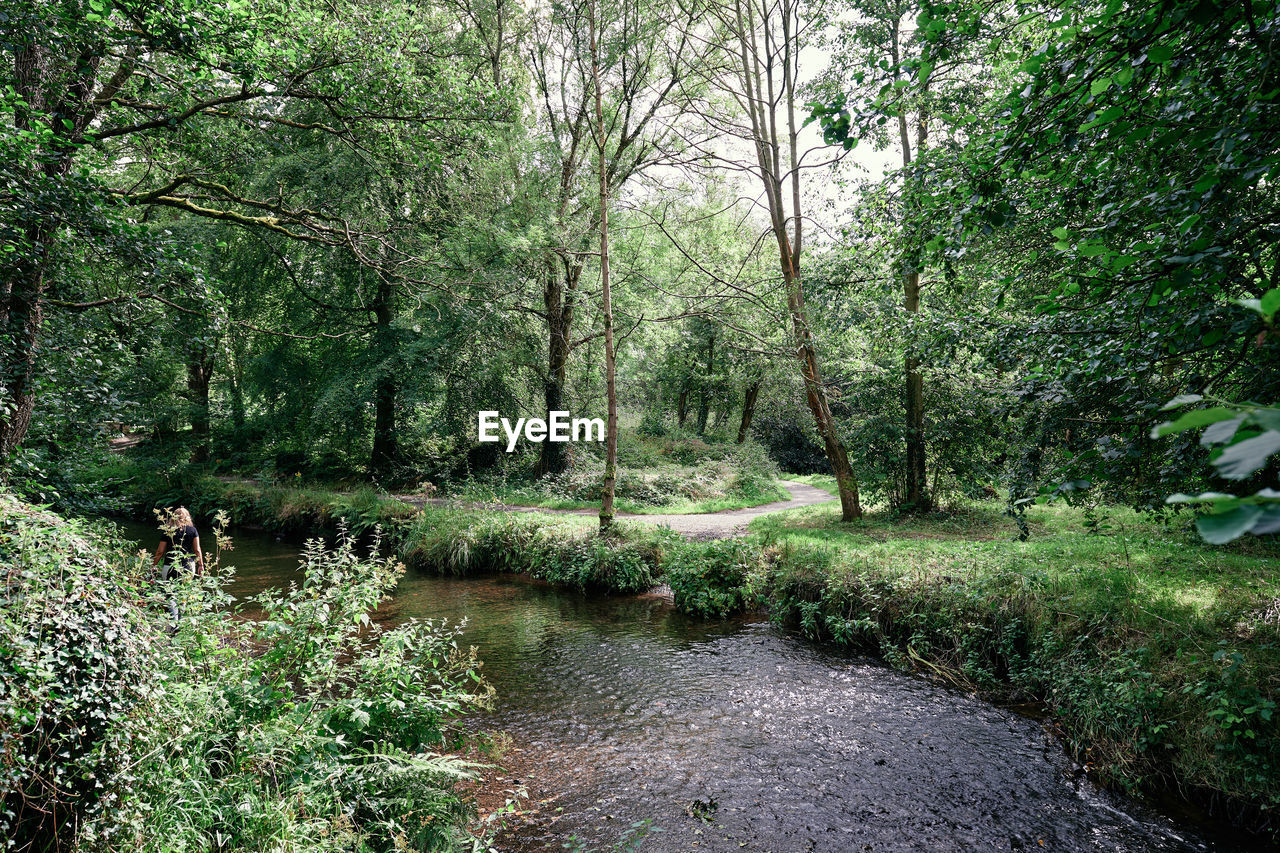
[522,0,712,477]
[708,0,864,519]
[1,0,502,467]
[813,0,1280,511]
[587,0,620,528]
[810,0,999,509]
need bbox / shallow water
[114,519,1250,852]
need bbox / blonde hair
[168,507,194,527]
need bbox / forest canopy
[1,0,1277,536]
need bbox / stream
[114,519,1251,852]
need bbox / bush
[751,413,828,474]
[0,496,160,851]
[664,539,763,617]
[86,527,489,852]
[636,408,668,437]
[1,495,490,852]
[400,509,673,594]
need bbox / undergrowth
[1,493,490,852]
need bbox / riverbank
[81,468,1280,840]
[745,499,1280,833]
[362,493,1280,840]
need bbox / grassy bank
[440,431,788,514]
[741,498,1280,832]
[399,508,671,593]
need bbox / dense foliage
[0,497,489,852]
[4,0,1275,540]
[4,0,1280,845]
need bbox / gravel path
[402,480,835,539]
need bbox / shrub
[664,539,763,617]
[0,496,160,851]
[401,510,672,594]
[97,525,490,852]
[665,437,713,465]
[2,495,490,852]
[751,413,828,474]
[636,408,668,437]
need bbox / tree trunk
[696,326,715,434]
[730,0,862,520]
[677,385,689,427]
[894,18,931,511]
[371,373,398,473]
[736,378,762,443]
[536,261,576,477]
[0,242,50,464]
[228,335,246,431]
[589,0,618,530]
[786,270,862,520]
[370,276,398,473]
[186,345,215,463]
[1,44,103,464]
[903,271,928,509]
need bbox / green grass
[398,507,668,593]
[447,482,789,515]
[785,472,839,495]
[440,429,787,514]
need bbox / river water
[114,519,1251,852]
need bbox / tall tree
[711,0,864,519]
[0,0,501,467]
[524,0,711,476]
[588,0,619,528]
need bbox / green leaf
[1212,430,1280,480]
[1089,77,1112,96]
[1249,408,1280,432]
[1051,226,1070,239]
[1151,407,1239,437]
[1166,492,1235,504]
[1260,288,1280,320]
[1196,505,1263,544]
[1161,394,1203,410]
[1147,45,1177,64]
[1252,507,1280,536]
[1084,105,1124,128]
[1201,417,1244,446]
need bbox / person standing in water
[153,507,204,623]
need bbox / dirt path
[401,480,835,539]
